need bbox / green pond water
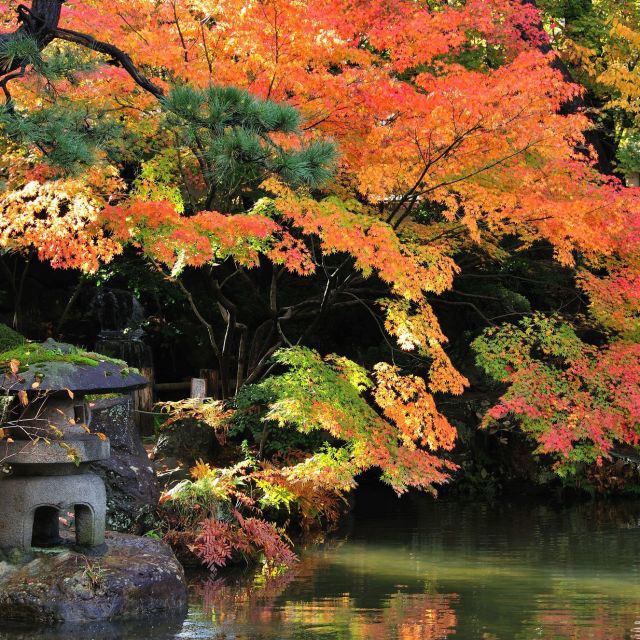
[3,488,640,639]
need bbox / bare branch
[51,27,164,98]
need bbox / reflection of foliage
[191,499,640,639]
[196,563,458,640]
[526,603,640,640]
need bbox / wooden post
[133,365,155,436]
[199,369,219,399]
[190,378,207,406]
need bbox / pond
[2,487,640,640]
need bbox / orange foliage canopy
[0,0,633,275]
[0,0,638,486]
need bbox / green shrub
[0,324,24,352]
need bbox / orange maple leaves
[0,180,122,271]
[0,0,638,488]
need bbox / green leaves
[473,313,584,382]
[162,84,336,206]
[164,84,301,135]
[617,132,640,174]
[272,140,337,188]
[0,101,122,173]
[0,35,41,72]
[244,346,376,433]
[0,323,24,352]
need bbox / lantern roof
[1,339,148,395]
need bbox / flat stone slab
[1,360,148,395]
[2,436,110,465]
[0,532,187,626]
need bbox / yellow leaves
[610,19,640,50]
[94,432,108,442]
[427,341,469,396]
[158,398,233,442]
[380,299,445,352]
[562,40,597,77]
[59,442,81,466]
[561,14,640,124]
[17,390,28,406]
[191,458,215,480]
[266,183,441,301]
[0,358,20,376]
[0,180,123,272]
[31,372,45,390]
[373,362,457,452]
[379,298,468,394]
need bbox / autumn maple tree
[0,0,638,517]
[539,0,640,176]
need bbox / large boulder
[0,532,187,626]
[89,396,159,533]
[0,323,24,352]
[153,418,220,487]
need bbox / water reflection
[0,617,185,640]
[1,493,639,640]
[181,494,640,640]
[196,569,457,640]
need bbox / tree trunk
[0,0,163,103]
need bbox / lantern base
[0,473,106,552]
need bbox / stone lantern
[0,340,147,553]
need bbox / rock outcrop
[89,396,159,533]
[0,532,187,626]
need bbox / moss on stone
[1,344,101,367]
[0,324,25,352]
[85,393,123,401]
[0,341,127,371]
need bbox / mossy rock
[0,533,187,625]
[0,324,25,352]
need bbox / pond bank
[3,486,639,640]
[0,532,186,627]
